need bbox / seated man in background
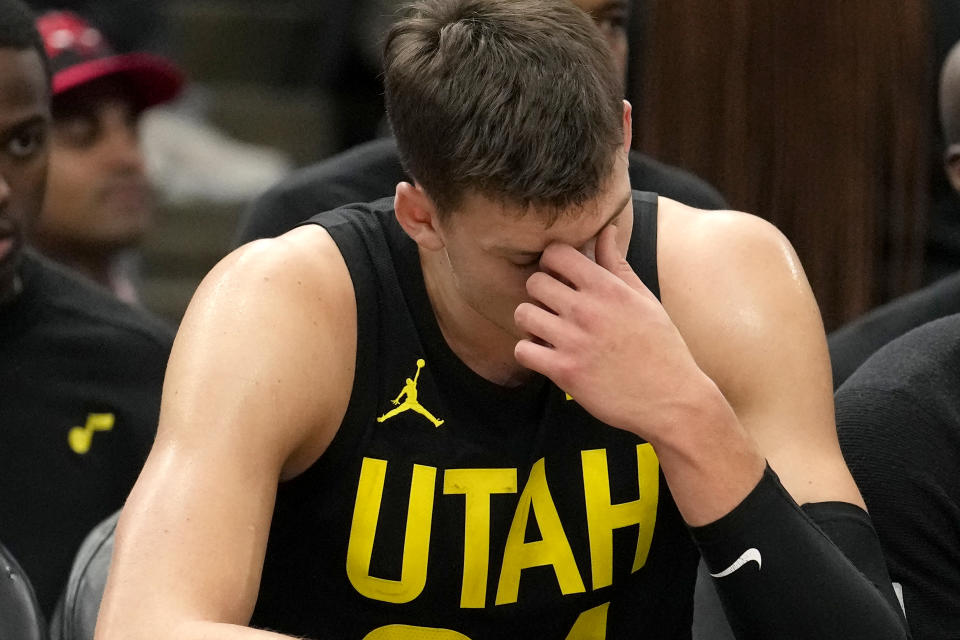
[0,0,172,617]
[98,1,906,638]
[829,38,960,388]
[28,10,182,302]
[836,314,960,637]
[235,0,727,245]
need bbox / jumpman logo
[377,358,444,427]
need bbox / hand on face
[513,225,715,441]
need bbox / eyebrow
[502,190,633,257]
[0,113,48,139]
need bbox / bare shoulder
[98,225,358,637]
[655,197,823,378]
[202,224,352,311]
[656,197,806,299]
[654,198,855,505]
[163,224,357,479]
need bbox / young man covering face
[98,1,908,639]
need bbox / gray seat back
[49,511,118,640]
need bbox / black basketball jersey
[250,192,700,639]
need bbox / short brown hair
[384,0,624,217]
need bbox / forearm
[646,378,767,527]
[648,384,906,637]
[689,466,909,640]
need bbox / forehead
[0,48,50,129]
[453,157,632,250]
[52,77,137,118]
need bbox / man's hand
[513,225,726,443]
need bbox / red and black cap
[36,11,184,109]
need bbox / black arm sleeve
[688,465,909,640]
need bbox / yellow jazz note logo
[68,413,115,454]
[377,358,444,427]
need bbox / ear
[946,145,960,193]
[394,181,445,251]
[621,99,633,154]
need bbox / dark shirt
[836,313,960,639]
[250,194,702,638]
[235,137,727,245]
[828,270,960,388]
[0,252,172,615]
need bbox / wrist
[647,375,767,526]
[646,373,739,454]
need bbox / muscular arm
[658,204,859,514]
[660,205,907,638]
[514,200,907,638]
[95,226,356,640]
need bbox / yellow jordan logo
[378,358,444,428]
[68,413,115,454]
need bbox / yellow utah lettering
[495,458,586,605]
[581,444,659,590]
[346,457,437,603]
[444,468,518,608]
[565,602,610,639]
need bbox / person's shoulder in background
[0,251,174,615]
[20,251,175,354]
[235,137,408,246]
[835,313,960,638]
[628,150,728,210]
[235,138,729,246]
[828,270,960,389]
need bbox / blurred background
[24,0,958,332]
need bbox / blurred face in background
[34,77,151,256]
[0,47,50,302]
[574,0,630,81]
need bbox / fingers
[525,270,577,315]
[538,243,598,290]
[595,226,640,287]
[514,337,560,378]
[514,301,567,348]
[538,227,642,295]
[595,226,659,301]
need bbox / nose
[98,107,146,173]
[105,123,145,172]
[0,173,10,212]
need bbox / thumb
[595,225,645,291]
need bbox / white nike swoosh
[709,547,762,578]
